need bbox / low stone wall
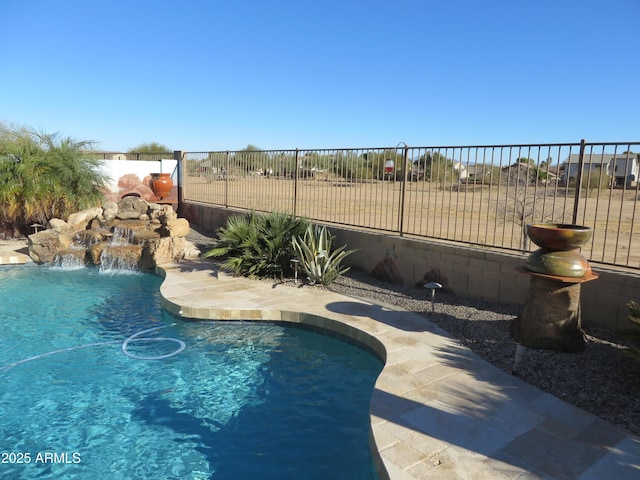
[181,201,640,332]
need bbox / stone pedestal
[511,267,599,353]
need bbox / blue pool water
[0,266,382,479]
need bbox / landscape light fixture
[290,257,300,286]
[424,281,442,313]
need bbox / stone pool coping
[157,259,640,480]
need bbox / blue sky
[1,0,638,152]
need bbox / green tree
[331,150,403,181]
[234,145,270,174]
[329,151,361,180]
[127,142,172,154]
[413,151,458,186]
[0,126,109,237]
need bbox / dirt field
[183,174,640,268]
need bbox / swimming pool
[0,266,382,479]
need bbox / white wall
[99,159,178,193]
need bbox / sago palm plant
[292,224,356,285]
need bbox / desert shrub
[569,169,610,195]
[0,126,107,237]
[203,211,309,278]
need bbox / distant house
[540,166,559,185]
[500,162,534,185]
[610,155,639,187]
[466,164,492,182]
[563,153,638,187]
[452,161,468,180]
[409,159,467,181]
[497,162,558,186]
[563,153,613,185]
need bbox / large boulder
[75,230,108,248]
[117,174,156,202]
[117,197,149,220]
[48,218,71,234]
[141,236,187,270]
[118,173,144,190]
[67,207,102,232]
[100,244,143,270]
[28,230,73,264]
[371,257,403,284]
[417,268,452,293]
[102,201,118,222]
[89,242,107,265]
[156,218,190,238]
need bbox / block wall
[182,202,640,332]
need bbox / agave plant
[292,224,356,285]
[203,211,309,278]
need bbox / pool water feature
[0,266,382,479]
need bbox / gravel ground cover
[187,228,640,436]
[327,269,640,437]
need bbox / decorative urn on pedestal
[511,223,597,353]
[525,223,593,277]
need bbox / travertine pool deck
[157,259,640,480]
[1,243,638,479]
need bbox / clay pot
[151,173,173,199]
[526,223,593,251]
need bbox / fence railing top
[147,141,640,157]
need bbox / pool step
[0,255,30,265]
[0,242,32,265]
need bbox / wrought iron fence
[181,141,640,270]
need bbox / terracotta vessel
[151,173,173,199]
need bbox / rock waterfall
[28,197,199,271]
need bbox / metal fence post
[572,139,586,224]
[293,149,300,217]
[224,150,230,208]
[399,145,410,235]
[174,150,185,210]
